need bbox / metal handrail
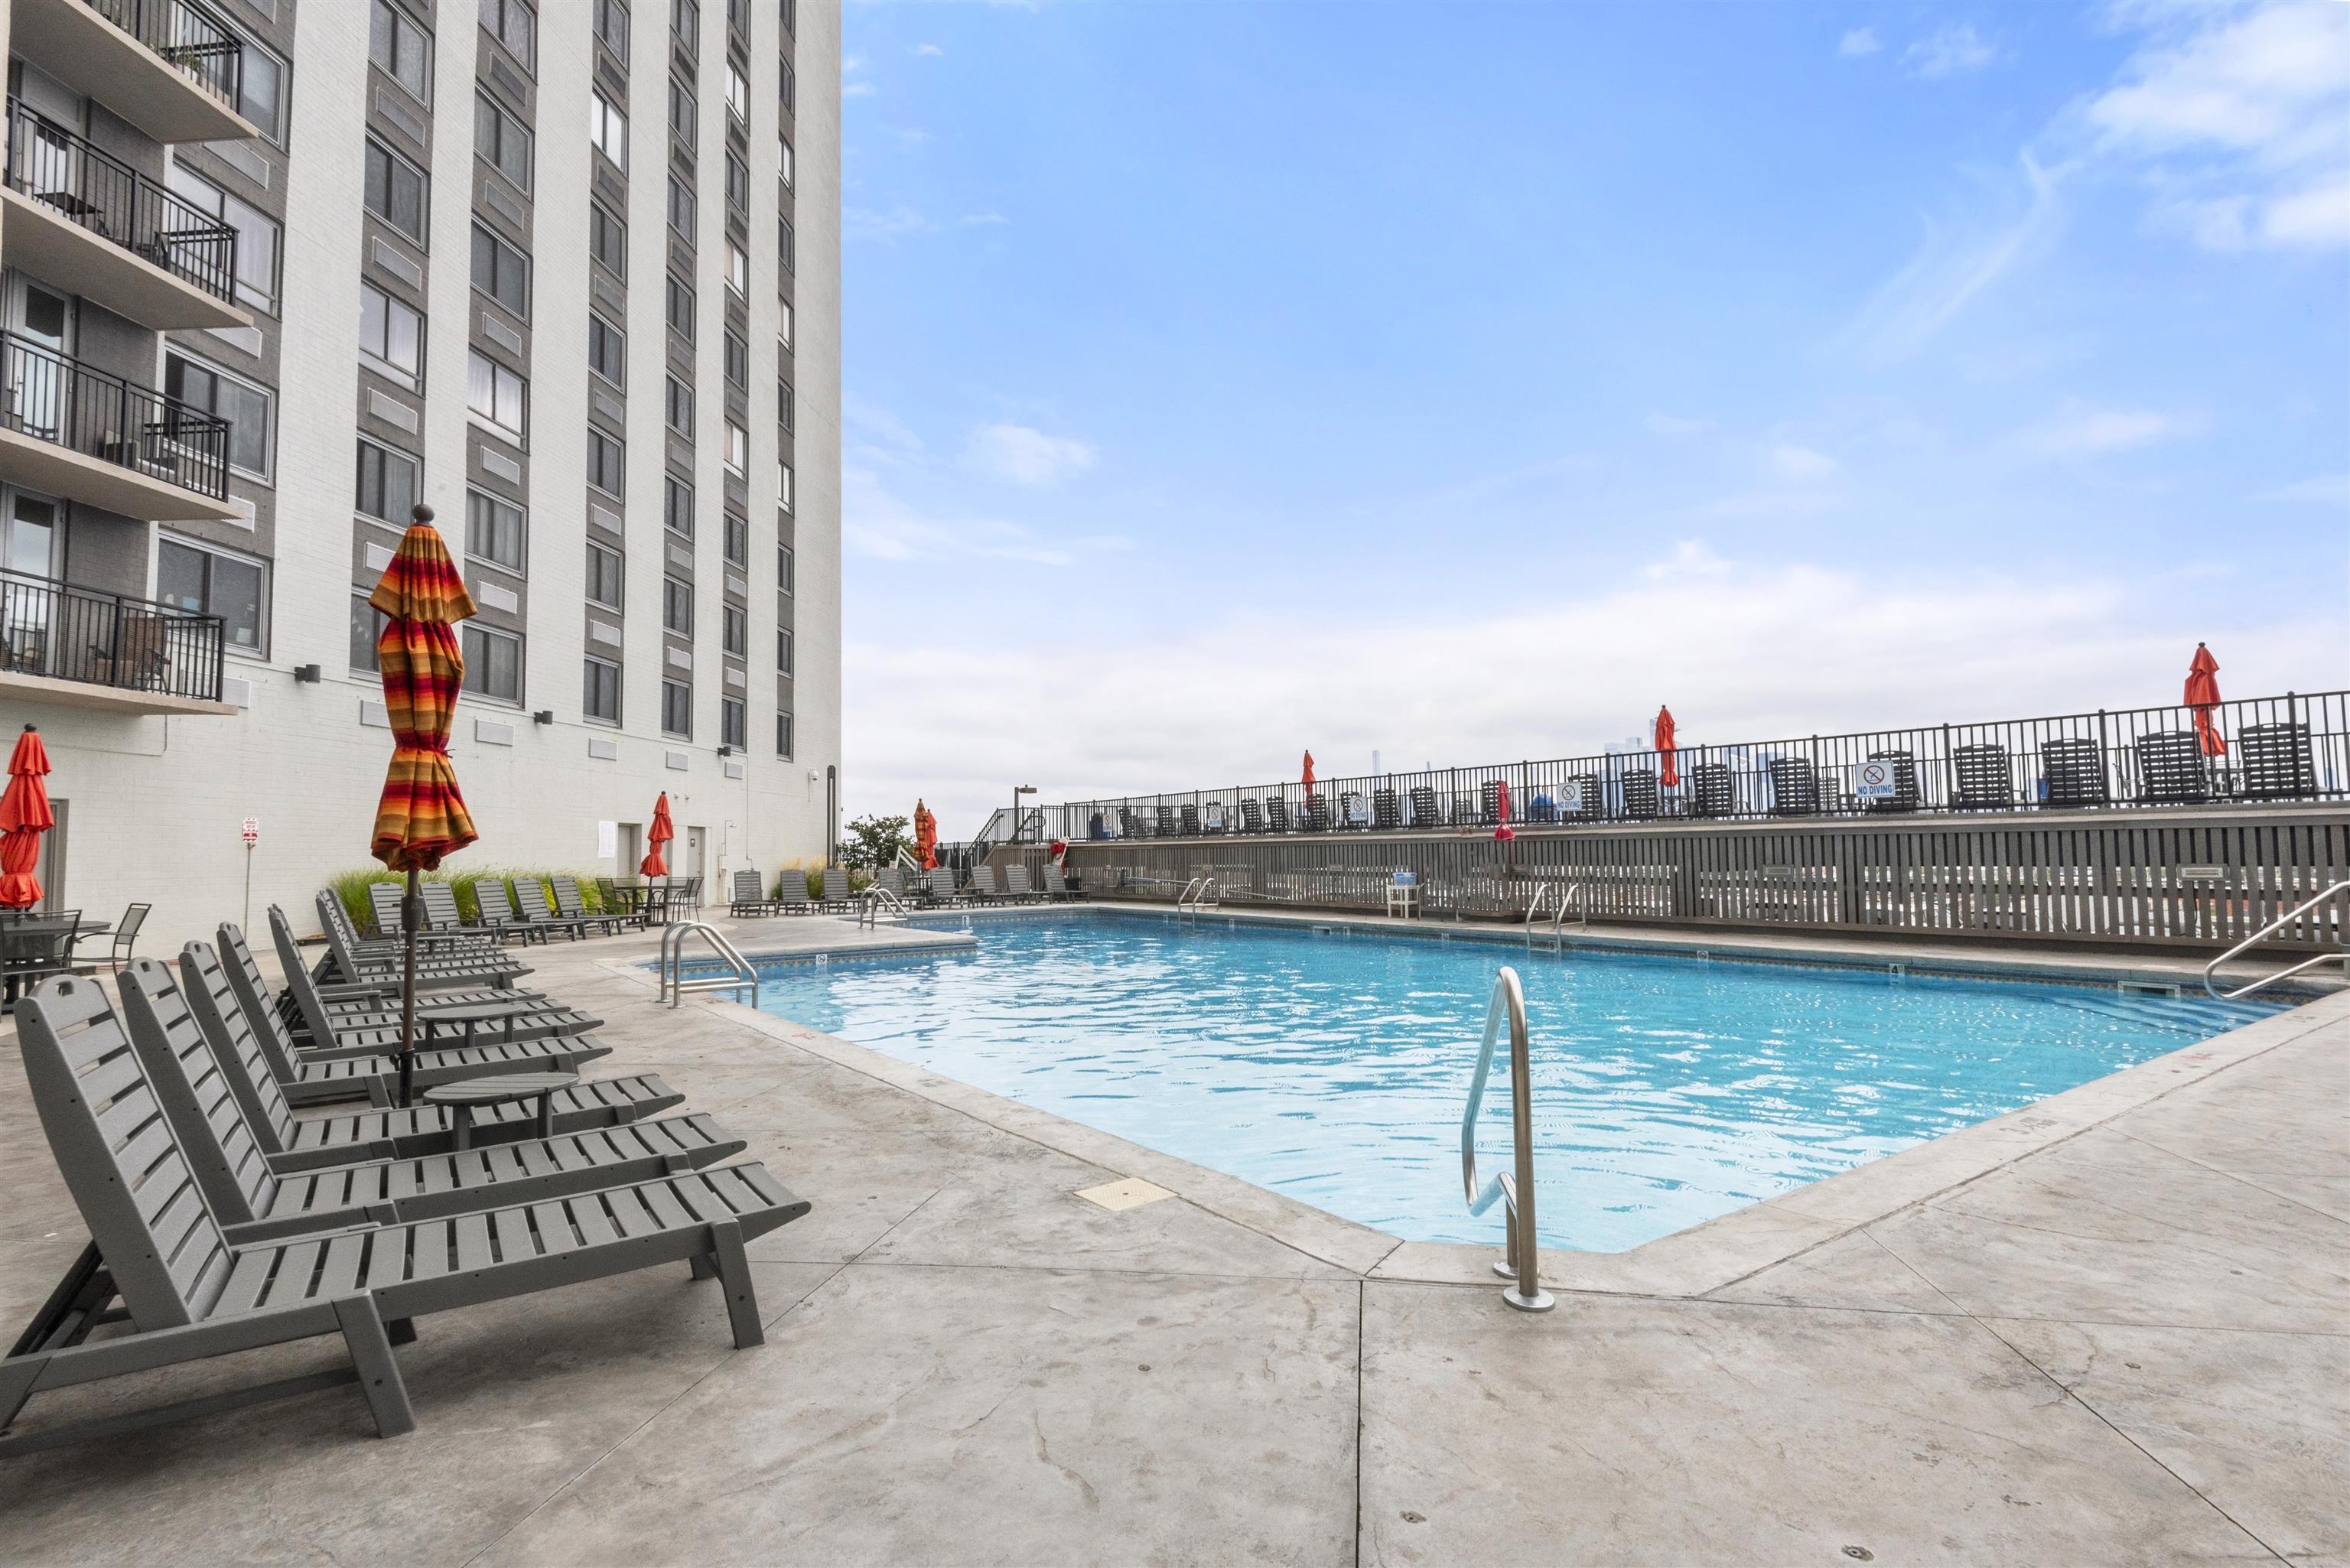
[0,330,229,499]
[658,919,756,1007]
[1523,883,1554,935]
[2203,880,2350,1000]
[1552,882,1586,934]
[1177,876,1220,913]
[4,99,239,303]
[1460,966,1553,1313]
[858,886,908,928]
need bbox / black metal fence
[1046,691,2350,844]
[0,330,229,500]
[0,566,226,701]
[4,99,239,304]
[80,0,244,106]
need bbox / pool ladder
[1461,966,1553,1312]
[858,886,910,928]
[658,920,757,1008]
[1177,876,1221,914]
[2202,880,2350,1000]
[1524,883,1586,949]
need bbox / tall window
[665,375,695,438]
[780,54,794,113]
[661,679,692,737]
[236,40,288,142]
[724,330,747,387]
[778,301,792,350]
[775,711,793,760]
[467,350,528,443]
[364,139,428,241]
[588,313,626,384]
[461,624,522,703]
[590,200,627,276]
[594,0,630,63]
[664,474,694,536]
[725,240,748,297]
[666,174,695,238]
[666,275,695,341]
[721,603,746,656]
[585,541,623,606]
[591,91,629,170]
[475,93,532,190]
[775,627,792,673]
[777,542,793,593]
[724,150,747,213]
[668,76,697,151]
[672,0,699,44]
[167,164,279,313]
[663,576,693,632]
[164,353,272,478]
[467,489,526,572]
[478,0,536,70]
[778,213,793,273]
[584,656,621,722]
[157,537,265,653]
[724,512,748,566]
[720,697,746,749]
[470,223,530,317]
[777,378,793,431]
[779,135,793,189]
[371,0,433,103]
[356,439,420,522]
[778,461,793,513]
[724,421,747,473]
[350,594,389,670]
[358,283,424,389]
[587,427,624,495]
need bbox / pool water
[750,916,2280,1252]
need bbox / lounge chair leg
[705,1221,763,1349]
[0,1352,44,1433]
[8,1240,106,1357]
[332,1296,415,1439]
[688,1253,717,1280]
[386,1317,417,1345]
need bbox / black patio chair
[106,903,151,973]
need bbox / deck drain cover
[1075,1177,1175,1212]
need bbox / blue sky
[836,2,2349,834]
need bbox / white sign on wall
[1855,762,1899,802]
[240,817,260,847]
[597,820,618,858]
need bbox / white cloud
[844,81,876,97]
[841,54,875,97]
[912,42,945,57]
[2255,473,2350,505]
[959,211,1012,227]
[1645,540,1731,580]
[1834,152,2058,364]
[1906,23,1996,79]
[844,464,1115,568]
[1645,413,1709,438]
[845,205,933,242]
[1768,443,1839,480]
[2020,402,2199,456]
[964,423,1096,485]
[842,394,925,460]
[1838,28,1880,58]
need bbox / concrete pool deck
[1,910,2343,1565]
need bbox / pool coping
[623,912,2350,1299]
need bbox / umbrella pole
[398,867,421,1107]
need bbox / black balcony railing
[1048,690,2350,844]
[0,566,226,701]
[4,99,239,305]
[78,0,244,107]
[0,330,230,500]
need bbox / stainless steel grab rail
[658,920,757,1007]
[1525,883,1586,948]
[2203,880,2350,1000]
[1460,966,1553,1312]
[1177,876,1220,912]
[858,886,909,928]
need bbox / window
[350,594,389,670]
[479,0,536,70]
[663,575,693,632]
[725,239,747,296]
[780,54,794,113]
[588,313,626,384]
[665,375,695,438]
[721,697,746,749]
[724,330,747,387]
[588,427,625,494]
[164,353,272,479]
[669,77,697,151]
[470,223,530,317]
[775,626,792,673]
[237,41,288,142]
[777,377,793,432]
[662,679,692,737]
[475,93,532,190]
[724,512,747,565]
[777,542,793,593]
[666,275,695,340]
[371,0,432,103]
[356,439,420,522]
[775,710,792,759]
[167,165,279,313]
[590,200,627,277]
[594,0,630,64]
[778,302,792,350]
[156,536,265,653]
[468,350,528,441]
[724,421,747,473]
[724,150,747,213]
[364,139,428,241]
[591,92,629,170]
[358,283,424,389]
[461,623,522,703]
[778,213,793,273]
[666,174,695,239]
[778,135,793,188]
[778,460,792,512]
[721,603,746,656]
[664,474,694,536]
[584,656,621,722]
[586,541,624,606]
[467,489,526,572]
[672,0,698,44]
[724,61,747,121]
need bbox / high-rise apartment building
[0,0,840,945]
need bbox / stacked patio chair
[1302,795,1332,833]
[730,868,775,916]
[311,894,531,991]
[252,919,595,1055]
[1406,786,1440,827]
[1178,803,1201,836]
[1863,750,1923,814]
[1238,799,1264,834]
[1616,768,1661,821]
[1949,743,2014,811]
[509,879,594,941]
[2134,730,2209,805]
[817,869,856,909]
[2039,737,2109,808]
[2240,721,2317,800]
[552,877,629,937]
[1001,866,1046,903]
[2,965,809,1452]
[1372,789,1402,829]
[1265,796,1292,834]
[1766,756,1822,817]
[1688,762,1736,818]
[923,867,962,906]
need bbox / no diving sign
[1855,762,1899,802]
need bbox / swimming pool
[750,916,2281,1252]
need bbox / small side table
[420,1070,577,1149]
[417,1001,532,1052]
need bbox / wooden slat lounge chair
[2038,737,2108,808]
[420,882,472,933]
[552,877,628,937]
[2134,730,2209,805]
[1766,756,1822,817]
[2,974,808,1453]
[1040,866,1075,901]
[1406,786,1438,826]
[1118,806,1147,839]
[266,909,555,1037]
[730,869,774,916]
[1001,866,1045,903]
[923,867,962,906]
[818,870,855,909]
[252,919,597,1055]
[2240,721,2317,800]
[121,958,747,1243]
[509,879,594,941]
[1238,799,1264,834]
[872,867,906,898]
[769,870,815,913]
[597,877,653,932]
[1950,743,2013,811]
[1265,797,1292,834]
[470,880,545,944]
[965,866,1005,904]
[312,894,529,988]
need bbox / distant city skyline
[837,2,2348,835]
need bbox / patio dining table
[1,915,111,1007]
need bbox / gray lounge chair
[470,880,545,945]
[731,869,768,916]
[1040,866,1075,901]
[871,867,906,898]
[552,876,627,937]
[1001,866,1044,903]
[509,879,594,941]
[817,869,854,909]
[312,894,530,989]
[965,865,1004,904]
[256,915,597,1052]
[363,882,491,946]
[923,867,962,905]
[771,870,815,913]
[2,974,808,1452]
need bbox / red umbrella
[1655,706,1679,788]
[1301,750,1316,789]
[642,792,675,876]
[2186,643,2226,758]
[913,800,937,870]
[0,725,54,909]
[1494,779,1513,837]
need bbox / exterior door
[2,492,58,669]
[5,279,74,440]
[685,826,705,884]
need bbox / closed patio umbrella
[1654,706,1679,789]
[913,799,937,870]
[0,724,54,910]
[368,505,480,1108]
[2186,643,2226,758]
[1301,751,1316,788]
[642,792,674,876]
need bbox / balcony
[2,100,251,332]
[8,0,259,146]
[0,330,239,522]
[0,566,232,715]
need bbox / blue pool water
[750,916,2280,1252]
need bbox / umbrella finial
[20,723,32,733]
[412,503,435,525]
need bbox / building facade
[0,0,841,946]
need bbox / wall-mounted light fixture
[717,745,734,757]
[532,710,555,725]
[291,664,321,683]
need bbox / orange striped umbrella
[369,507,478,871]
[0,724,54,909]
